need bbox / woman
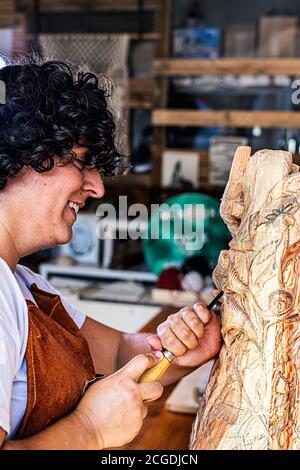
[0,60,221,450]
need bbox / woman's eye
[74,158,85,169]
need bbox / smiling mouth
[67,201,80,218]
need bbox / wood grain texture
[31,0,161,12]
[190,146,300,450]
[153,58,300,76]
[152,110,300,128]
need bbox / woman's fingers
[139,381,164,402]
[168,314,199,349]
[192,303,212,324]
[157,324,187,356]
[156,303,214,357]
[180,308,205,339]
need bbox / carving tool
[140,290,224,383]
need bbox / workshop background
[1,3,300,430]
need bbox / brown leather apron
[15,283,96,439]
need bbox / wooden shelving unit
[151,56,300,186]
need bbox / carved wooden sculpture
[190,146,300,450]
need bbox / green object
[143,193,231,275]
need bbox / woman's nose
[81,169,105,198]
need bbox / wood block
[190,146,300,449]
[0,0,15,13]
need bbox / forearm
[81,316,122,375]
[118,332,194,386]
[2,411,101,450]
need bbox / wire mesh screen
[39,34,130,155]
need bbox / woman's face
[4,146,105,254]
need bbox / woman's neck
[0,220,20,272]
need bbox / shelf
[38,33,157,40]
[28,0,161,13]
[153,58,300,77]
[105,173,152,188]
[0,14,16,27]
[129,99,152,109]
[40,263,157,283]
[129,77,154,109]
[0,1,14,13]
[152,110,300,128]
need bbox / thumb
[118,352,164,382]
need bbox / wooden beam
[39,32,152,40]
[153,58,300,76]
[152,110,300,128]
[35,0,161,12]
[0,1,15,13]
[129,78,154,109]
[129,99,152,109]
[152,0,172,186]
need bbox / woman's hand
[74,353,164,449]
[147,302,222,369]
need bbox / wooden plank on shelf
[38,32,159,41]
[128,33,160,41]
[153,58,300,76]
[0,16,12,27]
[0,1,15,13]
[0,12,22,28]
[37,0,161,12]
[152,110,300,128]
[129,77,154,109]
[105,173,152,188]
[129,99,152,109]
[91,0,161,11]
[130,77,154,93]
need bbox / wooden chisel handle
[139,290,223,384]
[140,350,174,383]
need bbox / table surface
[122,306,195,450]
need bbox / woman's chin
[55,226,73,246]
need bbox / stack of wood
[35,0,91,12]
[0,0,27,53]
[0,0,15,27]
[17,0,159,12]
[190,146,300,450]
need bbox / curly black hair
[0,60,127,190]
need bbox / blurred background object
[143,192,231,275]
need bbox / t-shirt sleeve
[0,283,24,436]
[17,266,86,329]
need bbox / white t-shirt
[0,257,86,440]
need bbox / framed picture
[162,149,200,189]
